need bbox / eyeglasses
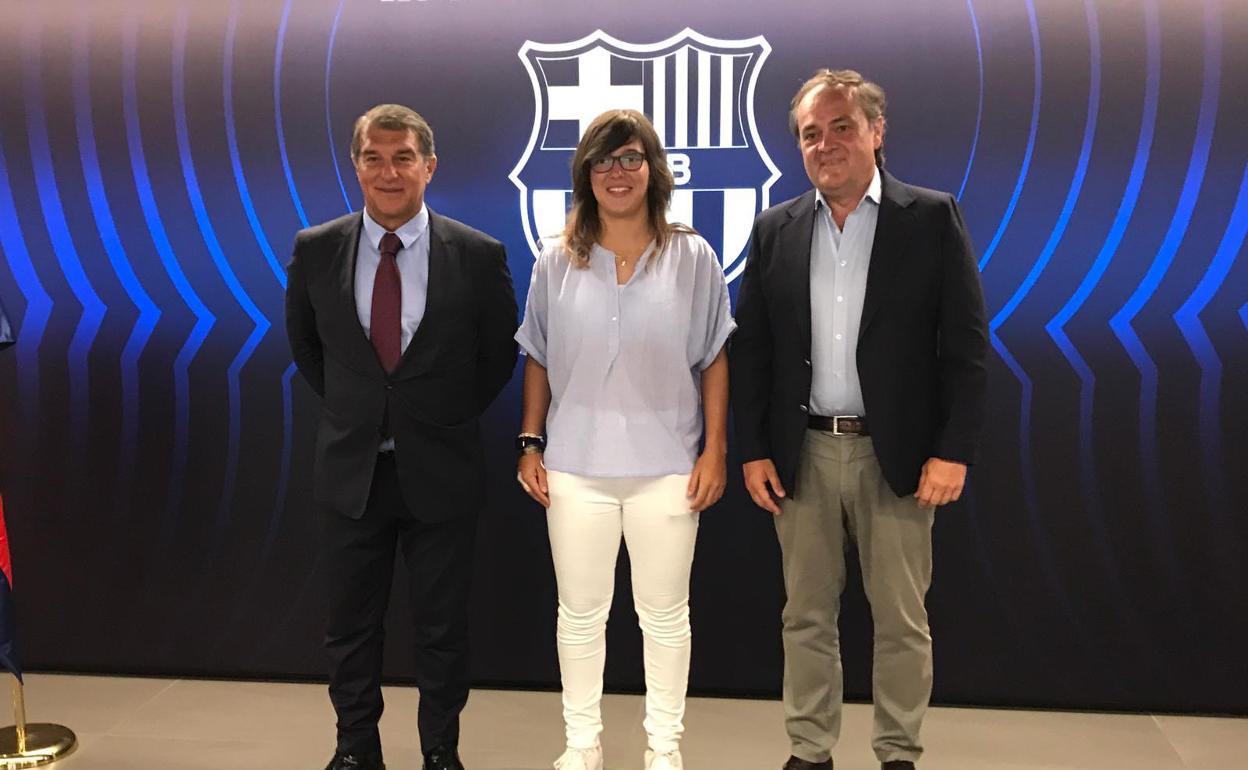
[590,152,646,174]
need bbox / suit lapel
[779,191,817,354]
[859,172,915,339]
[332,214,383,371]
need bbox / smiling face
[796,84,884,204]
[588,138,651,222]
[353,125,437,230]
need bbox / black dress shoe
[783,757,832,770]
[881,762,915,770]
[323,751,385,770]
[422,744,465,770]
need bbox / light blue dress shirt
[355,207,430,350]
[516,231,736,477]
[809,166,881,417]
[355,206,430,450]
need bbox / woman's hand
[686,450,727,512]
[516,451,550,508]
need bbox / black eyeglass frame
[589,151,647,174]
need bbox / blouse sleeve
[514,243,552,367]
[688,236,737,370]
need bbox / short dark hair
[351,104,435,159]
[789,69,887,168]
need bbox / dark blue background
[0,0,1245,713]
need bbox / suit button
[803,358,811,366]
[386,384,393,390]
[798,404,808,413]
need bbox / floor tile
[19,673,176,736]
[1154,713,1248,770]
[920,707,1187,770]
[12,675,1246,770]
[105,678,332,744]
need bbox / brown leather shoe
[783,758,832,770]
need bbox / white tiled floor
[12,673,1247,769]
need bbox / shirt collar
[815,165,882,212]
[362,205,429,251]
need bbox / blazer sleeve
[934,195,988,464]
[474,239,519,413]
[285,237,325,398]
[729,218,774,463]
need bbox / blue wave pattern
[975,0,1042,272]
[0,1,1244,707]
[119,16,217,533]
[956,0,984,202]
[274,0,310,230]
[0,135,52,422]
[22,23,107,450]
[1172,163,1248,534]
[1107,0,1220,532]
[72,16,162,505]
[171,7,272,529]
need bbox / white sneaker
[553,745,603,770]
[645,749,683,770]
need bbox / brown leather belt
[808,414,869,435]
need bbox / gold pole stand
[0,675,75,767]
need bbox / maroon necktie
[370,232,403,373]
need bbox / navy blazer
[730,171,988,498]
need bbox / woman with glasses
[514,109,735,770]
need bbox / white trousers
[545,470,700,753]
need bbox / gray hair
[350,103,436,159]
[788,69,887,168]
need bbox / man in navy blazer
[286,104,517,770]
[731,71,988,770]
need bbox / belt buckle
[832,415,854,436]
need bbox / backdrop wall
[1,0,1245,714]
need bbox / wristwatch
[515,432,546,455]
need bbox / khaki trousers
[775,430,934,765]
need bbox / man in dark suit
[286,103,518,770]
[730,70,988,770]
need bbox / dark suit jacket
[730,171,988,498]
[285,210,518,522]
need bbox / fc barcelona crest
[509,28,782,284]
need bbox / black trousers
[323,452,476,755]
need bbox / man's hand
[516,452,550,508]
[687,451,727,512]
[743,459,786,515]
[915,457,967,507]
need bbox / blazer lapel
[779,191,817,355]
[859,172,916,339]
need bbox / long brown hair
[562,109,689,268]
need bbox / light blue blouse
[516,231,736,477]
